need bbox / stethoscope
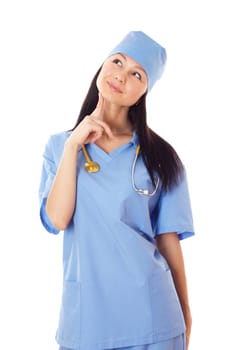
[82,144,159,196]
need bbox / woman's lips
[107,81,122,93]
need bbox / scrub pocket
[56,280,81,346]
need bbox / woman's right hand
[66,93,113,150]
[46,94,114,230]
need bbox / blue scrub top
[39,131,194,350]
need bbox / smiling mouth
[107,82,122,93]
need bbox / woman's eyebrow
[116,53,146,73]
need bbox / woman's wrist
[64,138,80,154]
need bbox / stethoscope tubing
[131,146,159,196]
[82,144,159,196]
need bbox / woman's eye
[112,58,122,66]
[133,72,142,80]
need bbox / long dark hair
[70,67,184,191]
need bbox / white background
[0,0,225,349]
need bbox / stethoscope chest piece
[82,145,100,173]
[84,161,100,173]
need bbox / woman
[39,31,194,350]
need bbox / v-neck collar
[88,131,138,161]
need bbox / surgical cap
[108,31,167,91]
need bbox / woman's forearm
[156,233,192,348]
[46,141,79,230]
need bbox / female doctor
[39,31,195,350]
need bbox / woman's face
[96,53,148,107]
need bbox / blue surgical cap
[108,31,167,91]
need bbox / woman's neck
[101,103,133,135]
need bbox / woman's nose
[114,71,126,83]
